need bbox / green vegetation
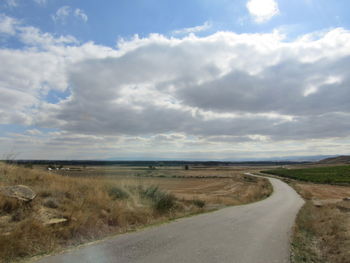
[262,165,350,184]
[192,199,205,208]
[139,185,176,213]
[107,186,129,200]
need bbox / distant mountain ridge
[318,155,350,164]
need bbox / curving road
[35,174,304,263]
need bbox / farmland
[262,165,350,184]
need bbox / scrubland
[0,163,271,263]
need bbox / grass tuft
[107,186,129,200]
[139,185,176,213]
[192,199,205,208]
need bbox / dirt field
[36,165,273,207]
[124,176,270,206]
[35,165,267,178]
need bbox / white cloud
[246,0,279,23]
[74,8,88,22]
[0,15,114,126]
[18,25,78,47]
[52,6,71,24]
[26,129,42,135]
[172,21,211,35]
[52,6,88,24]
[0,14,19,35]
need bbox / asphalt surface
[35,174,304,263]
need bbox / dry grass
[0,163,272,263]
[123,175,272,206]
[294,182,350,200]
[291,182,350,263]
[35,164,268,178]
[292,201,350,263]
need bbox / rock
[35,207,68,226]
[312,200,323,207]
[343,197,350,201]
[0,185,36,202]
[43,218,67,226]
[312,199,342,207]
[101,209,109,217]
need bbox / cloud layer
[1,14,350,159]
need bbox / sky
[1,0,350,160]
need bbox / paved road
[35,174,304,263]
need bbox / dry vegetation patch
[291,182,350,263]
[292,201,350,263]
[294,183,350,200]
[0,163,271,263]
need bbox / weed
[107,186,129,200]
[192,199,205,208]
[43,198,59,209]
[139,186,176,213]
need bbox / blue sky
[2,0,349,45]
[1,0,350,160]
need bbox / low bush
[192,199,205,208]
[0,196,22,213]
[139,186,176,213]
[107,186,129,200]
[43,198,59,209]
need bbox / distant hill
[318,155,350,164]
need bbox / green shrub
[139,186,176,213]
[108,186,129,200]
[192,199,205,208]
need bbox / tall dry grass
[0,164,181,262]
[291,201,350,263]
